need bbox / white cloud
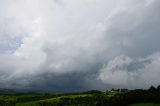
[98,56,133,85]
[0,0,160,90]
[98,52,160,88]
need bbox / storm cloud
[0,0,160,92]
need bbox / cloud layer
[0,0,160,91]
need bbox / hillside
[0,86,160,106]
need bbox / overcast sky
[0,0,160,92]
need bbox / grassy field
[1,88,160,106]
[16,94,92,106]
[130,103,160,106]
[16,92,119,106]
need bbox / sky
[0,0,160,92]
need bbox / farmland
[0,86,160,106]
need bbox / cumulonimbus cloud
[0,0,160,91]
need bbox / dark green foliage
[17,93,57,102]
[1,85,160,106]
[83,90,103,94]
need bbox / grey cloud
[104,0,160,58]
[98,52,160,89]
[0,0,160,91]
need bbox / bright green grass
[16,102,39,106]
[16,94,92,106]
[130,103,160,106]
[105,91,118,97]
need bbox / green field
[0,90,105,106]
[1,87,160,106]
[16,94,92,106]
[130,103,160,106]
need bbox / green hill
[1,86,160,106]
